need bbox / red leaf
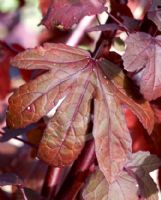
[7,44,154,183]
[123,32,161,100]
[41,0,106,29]
[100,59,154,135]
[93,68,132,182]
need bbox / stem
[41,167,62,200]
[0,132,37,148]
[106,10,130,34]
[93,40,107,59]
[96,15,101,25]
[19,186,28,200]
[55,140,95,200]
[66,16,95,46]
[15,136,37,148]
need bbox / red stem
[41,167,62,200]
[0,132,37,148]
[106,10,130,34]
[55,139,95,200]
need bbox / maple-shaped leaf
[148,0,161,31]
[41,0,106,29]
[125,151,161,199]
[82,168,138,200]
[7,43,153,181]
[123,32,161,101]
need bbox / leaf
[0,124,36,142]
[82,169,138,200]
[87,17,141,33]
[126,151,161,175]
[125,151,161,199]
[8,43,91,128]
[41,0,106,29]
[82,151,161,200]
[87,23,120,32]
[38,69,95,166]
[123,32,161,101]
[82,169,109,200]
[8,43,95,166]
[93,67,132,182]
[0,173,23,186]
[7,43,153,181]
[100,59,154,135]
[148,0,161,31]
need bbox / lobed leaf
[123,32,161,100]
[8,43,91,128]
[7,43,154,181]
[41,0,106,29]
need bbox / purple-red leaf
[93,67,132,182]
[41,0,106,29]
[7,43,154,179]
[123,32,161,100]
[100,59,154,134]
[148,0,161,31]
[38,70,95,166]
